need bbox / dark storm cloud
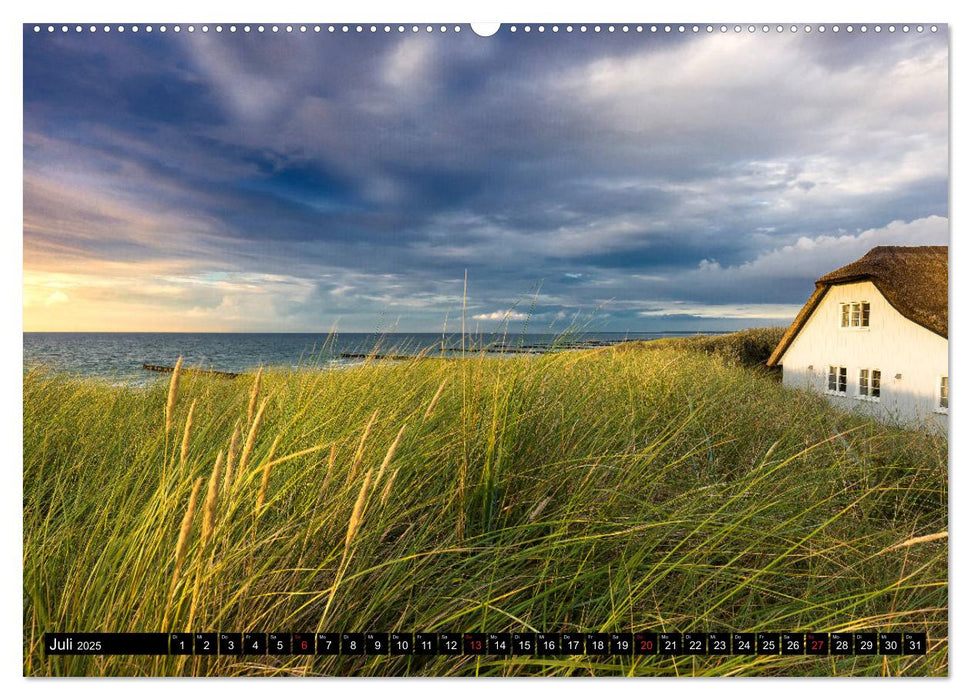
[23,25,948,331]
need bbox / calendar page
[22,19,948,678]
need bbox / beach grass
[22,331,947,676]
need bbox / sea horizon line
[22,329,743,335]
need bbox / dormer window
[840,301,870,328]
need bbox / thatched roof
[767,246,948,367]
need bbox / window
[840,301,870,328]
[828,366,847,394]
[859,368,881,400]
[939,376,948,410]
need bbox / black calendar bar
[43,631,928,656]
[44,633,169,655]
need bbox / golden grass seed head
[180,398,198,466]
[164,356,183,434]
[423,378,448,420]
[238,396,269,474]
[348,409,379,483]
[224,423,240,491]
[174,476,203,576]
[322,443,337,493]
[375,423,407,490]
[247,366,263,426]
[255,435,282,516]
[380,467,400,505]
[201,451,223,545]
[344,468,373,553]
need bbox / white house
[767,246,948,430]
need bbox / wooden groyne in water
[141,364,241,379]
[343,339,631,361]
[339,352,414,361]
[442,339,629,353]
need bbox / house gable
[774,279,948,427]
[768,245,947,367]
[777,280,945,367]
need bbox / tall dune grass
[22,336,947,676]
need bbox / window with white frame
[828,366,847,394]
[939,376,948,410]
[839,301,870,328]
[859,368,881,400]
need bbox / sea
[22,331,714,384]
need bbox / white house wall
[780,280,948,430]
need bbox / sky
[23,25,949,333]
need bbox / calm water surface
[23,331,712,384]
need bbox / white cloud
[555,32,946,147]
[472,310,528,322]
[383,38,437,88]
[704,215,949,283]
[638,302,801,320]
[183,38,292,125]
